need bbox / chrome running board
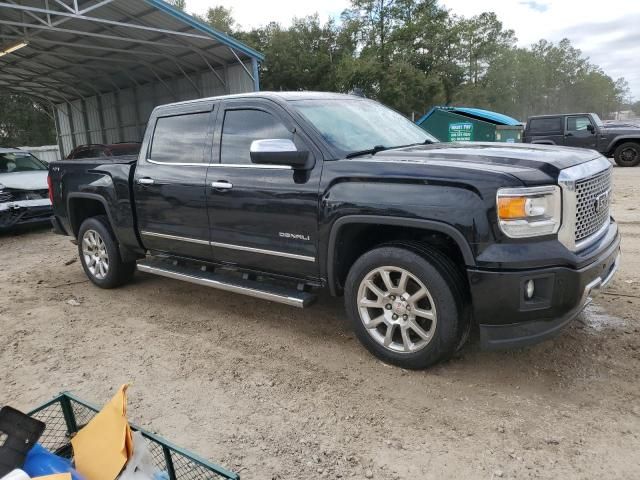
[137,259,316,308]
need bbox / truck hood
[362,142,604,184]
[0,170,48,190]
[600,125,640,135]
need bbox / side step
[137,259,316,308]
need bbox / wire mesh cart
[28,392,239,480]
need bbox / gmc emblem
[595,191,610,213]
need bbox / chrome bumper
[581,250,620,307]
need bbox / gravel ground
[1,165,639,479]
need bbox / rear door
[205,98,322,280]
[564,115,598,149]
[133,104,215,260]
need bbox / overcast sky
[186,0,640,100]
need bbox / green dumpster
[416,107,523,143]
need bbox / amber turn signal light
[498,196,527,219]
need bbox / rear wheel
[78,215,135,288]
[344,245,467,369]
[614,142,640,167]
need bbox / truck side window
[149,112,210,164]
[567,116,592,132]
[220,109,292,165]
[528,117,562,134]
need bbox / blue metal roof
[416,107,522,126]
[145,0,265,61]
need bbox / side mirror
[586,124,595,133]
[250,139,314,170]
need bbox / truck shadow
[0,223,52,238]
[130,270,628,394]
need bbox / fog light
[525,279,535,300]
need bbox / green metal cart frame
[28,392,239,480]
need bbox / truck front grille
[574,169,612,242]
[1,189,49,201]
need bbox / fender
[606,135,640,154]
[326,215,476,296]
[67,192,140,262]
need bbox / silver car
[0,148,52,231]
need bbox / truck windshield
[0,152,47,173]
[591,113,604,127]
[291,99,438,156]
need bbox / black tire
[614,142,640,167]
[344,245,468,369]
[77,215,135,289]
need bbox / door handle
[137,177,155,185]
[211,181,233,190]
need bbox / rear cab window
[149,112,211,164]
[527,117,563,135]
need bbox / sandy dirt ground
[1,165,639,480]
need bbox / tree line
[188,0,633,121]
[1,0,636,147]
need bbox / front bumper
[469,226,621,350]
[0,199,52,230]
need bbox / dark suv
[66,142,141,160]
[524,113,640,167]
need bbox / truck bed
[49,154,142,257]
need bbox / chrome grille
[574,169,612,242]
[0,190,12,202]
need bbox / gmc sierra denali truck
[49,92,621,369]
[524,112,640,167]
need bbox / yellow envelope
[71,385,133,480]
[34,475,72,480]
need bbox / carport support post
[95,94,108,144]
[112,88,125,143]
[66,103,77,150]
[52,105,66,160]
[80,98,91,145]
[131,84,144,141]
[251,57,260,91]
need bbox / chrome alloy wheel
[357,266,437,353]
[82,229,109,280]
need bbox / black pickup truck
[49,92,620,369]
[524,112,640,167]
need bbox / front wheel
[78,215,135,289]
[614,142,640,167]
[344,245,467,369]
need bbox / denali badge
[279,232,311,241]
[595,191,609,213]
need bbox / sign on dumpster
[448,122,474,142]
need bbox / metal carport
[0,0,264,157]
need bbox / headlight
[497,186,561,238]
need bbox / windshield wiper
[392,139,434,149]
[345,145,388,159]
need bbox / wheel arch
[67,193,139,262]
[68,193,116,239]
[607,136,640,156]
[326,215,475,296]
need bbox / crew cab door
[133,104,215,260]
[564,115,598,149]
[206,99,322,279]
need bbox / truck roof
[528,113,595,119]
[159,91,360,109]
